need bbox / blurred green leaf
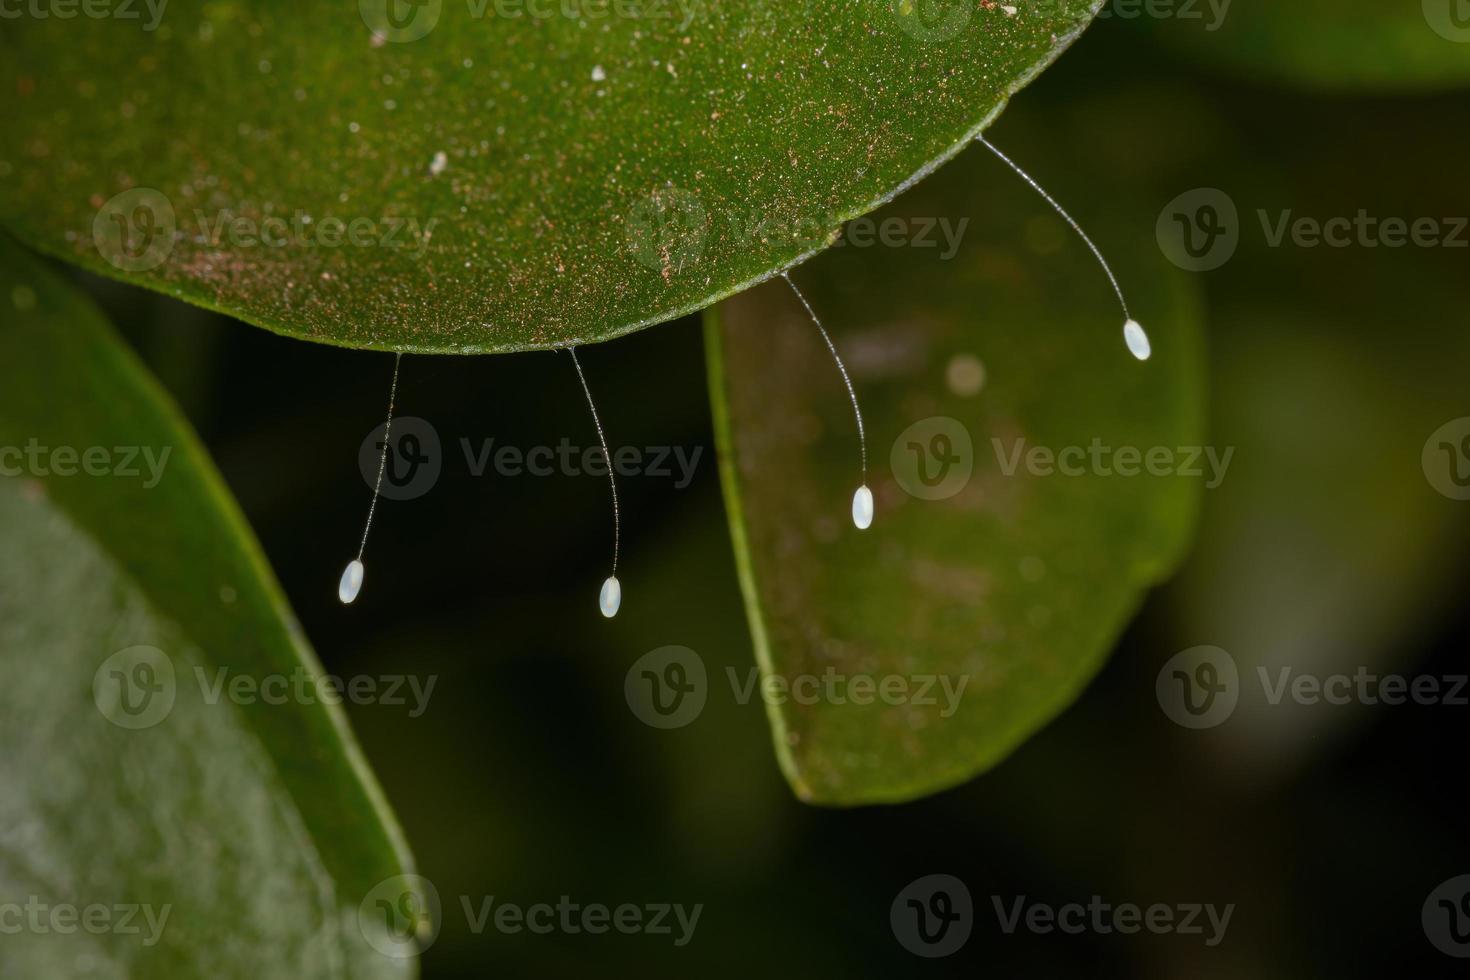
[0,237,418,976]
[1168,304,1470,775]
[1149,0,1470,92]
[704,135,1206,804]
[0,0,1100,353]
[1133,90,1470,779]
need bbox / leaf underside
[705,128,1205,804]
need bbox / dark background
[68,12,1470,978]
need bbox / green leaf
[1149,0,1470,92]
[704,132,1205,804]
[0,0,1099,353]
[0,237,421,976]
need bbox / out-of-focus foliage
[0,236,418,978]
[1149,0,1470,92]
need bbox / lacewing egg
[1123,319,1152,361]
[338,560,364,604]
[599,575,622,618]
[852,485,874,530]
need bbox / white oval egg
[338,559,364,605]
[599,575,622,618]
[852,485,874,530]
[1123,319,1152,361]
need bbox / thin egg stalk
[781,274,872,535]
[977,138,1151,365]
[339,351,402,606]
[599,575,622,618]
[852,485,874,530]
[339,559,365,605]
